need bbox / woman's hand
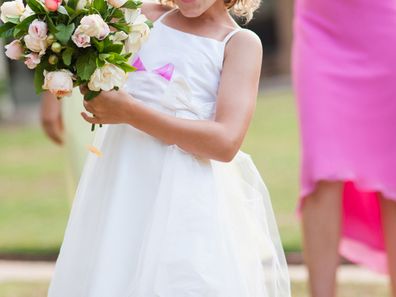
[79,86,134,125]
[40,91,64,145]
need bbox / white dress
[47,9,291,297]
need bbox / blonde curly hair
[159,0,261,23]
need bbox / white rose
[24,52,41,69]
[43,69,74,97]
[72,26,91,48]
[28,19,48,40]
[20,4,34,21]
[125,15,150,54]
[109,31,128,43]
[122,8,140,24]
[88,63,127,92]
[24,34,47,55]
[4,39,24,60]
[107,0,127,8]
[0,0,25,23]
[79,14,110,40]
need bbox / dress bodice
[123,9,241,120]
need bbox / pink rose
[24,53,41,69]
[44,0,61,11]
[72,27,91,48]
[43,70,74,97]
[28,19,48,40]
[4,40,24,60]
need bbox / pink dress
[293,0,396,273]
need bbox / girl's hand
[79,86,134,125]
[40,91,64,145]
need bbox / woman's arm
[40,91,64,145]
[82,30,262,162]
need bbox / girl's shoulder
[225,28,262,54]
[223,28,262,66]
[141,2,173,22]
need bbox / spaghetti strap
[222,28,243,44]
[155,7,177,23]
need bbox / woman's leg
[380,196,396,297]
[301,181,343,297]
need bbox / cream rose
[20,4,34,21]
[125,14,150,54]
[24,34,48,55]
[0,0,25,23]
[107,0,127,8]
[88,63,127,92]
[109,31,128,43]
[24,53,41,69]
[28,19,48,40]
[43,70,74,97]
[79,14,110,40]
[122,8,140,24]
[4,40,24,60]
[72,27,91,48]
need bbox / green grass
[243,90,301,252]
[0,281,389,297]
[0,90,301,257]
[0,127,70,257]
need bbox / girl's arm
[81,31,262,162]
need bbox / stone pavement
[0,260,388,284]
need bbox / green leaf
[92,0,107,15]
[55,23,75,44]
[103,52,127,64]
[115,62,136,73]
[145,19,153,29]
[76,51,97,81]
[109,22,130,33]
[64,5,75,16]
[62,48,74,66]
[14,15,37,38]
[34,64,45,94]
[0,22,16,38]
[6,17,20,25]
[45,14,59,34]
[26,0,46,14]
[96,57,105,67]
[68,9,85,23]
[109,8,124,20]
[14,14,36,32]
[122,52,132,59]
[104,43,123,54]
[67,0,78,10]
[121,0,142,9]
[91,38,105,52]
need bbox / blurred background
[0,0,390,296]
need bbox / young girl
[47,0,291,296]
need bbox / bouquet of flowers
[0,0,151,102]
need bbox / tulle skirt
[47,103,290,297]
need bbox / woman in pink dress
[293,0,396,296]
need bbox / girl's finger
[81,112,100,124]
